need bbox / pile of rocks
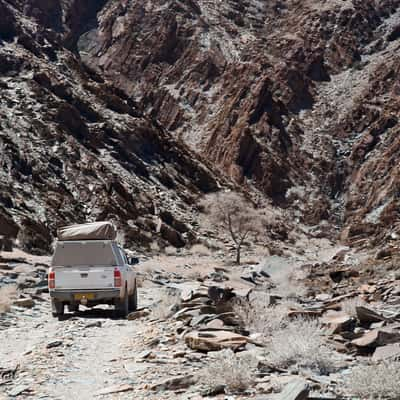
[130,263,276,354]
[173,283,251,352]
[0,254,50,328]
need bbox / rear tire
[116,287,129,317]
[129,282,138,312]
[68,304,79,313]
[51,299,64,318]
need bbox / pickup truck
[49,239,138,318]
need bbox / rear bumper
[50,288,120,303]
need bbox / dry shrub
[198,349,257,393]
[151,289,181,320]
[234,293,289,341]
[346,362,400,399]
[341,297,365,317]
[189,244,212,256]
[265,317,334,374]
[0,285,17,314]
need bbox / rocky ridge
[78,0,400,246]
[0,0,225,254]
[1,1,400,252]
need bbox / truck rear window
[51,241,120,267]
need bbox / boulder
[127,309,150,320]
[13,298,35,308]
[0,2,17,41]
[150,375,195,391]
[94,384,133,396]
[184,330,248,351]
[18,218,52,255]
[205,319,225,329]
[356,306,387,324]
[0,209,19,238]
[372,343,400,361]
[0,237,13,252]
[274,379,310,400]
[352,329,400,348]
[159,223,185,248]
[321,312,355,334]
[329,269,359,283]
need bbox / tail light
[48,270,55,289]
[114,268,121,287]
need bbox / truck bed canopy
[57,222,117,241]
[51,241,124,267]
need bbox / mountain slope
[0,0,220,254]
[78,0,400,246]
[1,0,400,253]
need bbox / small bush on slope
[346,362,400,399]
[341,297,365,317]
[197,349,257,393]
[265,317,334,374]
[233,293,289,342]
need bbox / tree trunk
[236,245,241,265]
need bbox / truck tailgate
[54,266,115,290]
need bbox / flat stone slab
[185,330,248,351]
[373,343,400,361]
[94,384,133,396]
[352,329,400,348]
[356,306,387,323]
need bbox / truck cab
[49,228,138,318]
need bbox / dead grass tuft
[197,349,257,393]
[265,317,334,374]
[341,297,365,317]
[233,293,289,341]
[346,362,400,399]
[0,285,18,314]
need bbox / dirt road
[1,288,157,399]
[0,239,350,400]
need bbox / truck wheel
[68,304,79,313]
[51,299,64,318]
[129,283,138,312]
[116,288,129,317]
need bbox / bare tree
[201,192,265,264]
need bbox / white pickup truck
[48,222,138,318]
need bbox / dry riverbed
[2,239,399,400]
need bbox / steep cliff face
[78,0,400,245]
[0,0,220,254]
[1,0,400,253]
[337,42,400,244]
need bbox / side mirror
[129,257,139,265]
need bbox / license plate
[74,293,94,301]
